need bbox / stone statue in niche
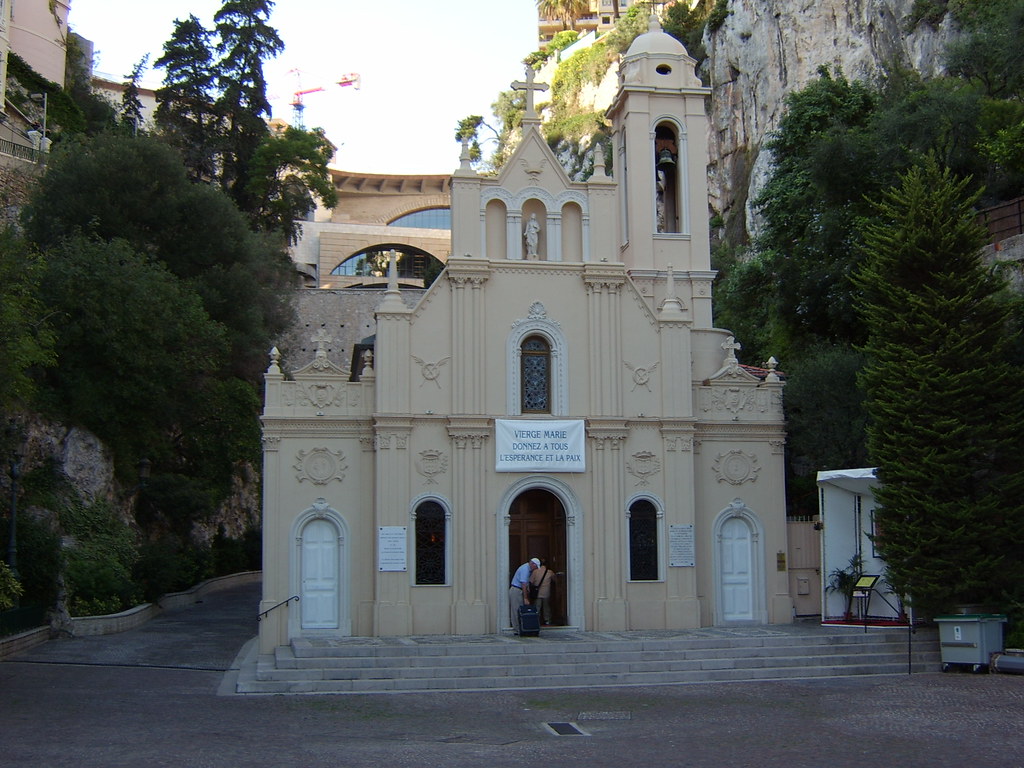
[524,213,541,258]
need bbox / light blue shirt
[511,562,533,589]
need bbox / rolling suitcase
[518,604,541,636]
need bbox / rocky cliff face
[4,414,258,544]
[704,0,958,240]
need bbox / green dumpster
[935,614,1007,673]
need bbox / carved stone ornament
[626,450,662,487]
[310,328,334,371]
[412,356,450,388]
[624,360,660,392]
[415,448,449,484]
[701,386,771,415]
[713,450,760,485]
[292,382,343,409]
[295,448,347,486]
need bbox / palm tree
[537,0,592,31]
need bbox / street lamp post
[7,443,24,580]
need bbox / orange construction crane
[289,70,361,128]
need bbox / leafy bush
[707,0,731,32]
[0,562,22,611]
[60,497,140,616]
[11,510,61,608]
[136,473,217,539]
[133,536,211,602]
[211,526,261,577]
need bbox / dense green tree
[246,126,339,243]
[36,236,227,473]
[780,343,869,515]
[853,157,1024,618]
[945,0,1024,101]
[0,230,55,410]
[20,133,295,381]
[213,0,283,211]
[154,15,221,181]
[743,68,881,361]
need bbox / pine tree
[213,0,283,211]
[154,15,221,182]
[853,156,1024,618]
[119,57,148,135]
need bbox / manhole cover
[546,722,588,736]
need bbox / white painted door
[720,517,754,622]
[301,518,339,629]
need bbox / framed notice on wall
[378,526,407,572]
[669,524,695,567]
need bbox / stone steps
[236,626,940,695]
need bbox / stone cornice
[696,422,786,440]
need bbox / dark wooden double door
[508,489,567,626]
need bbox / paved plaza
[2,582,1022,768]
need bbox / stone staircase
[235,624,940,694]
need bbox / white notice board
[669,524,695,567]
[378,526,408,572]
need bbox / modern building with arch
[259,18,790,648]
[290,170,452,288]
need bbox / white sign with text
[495,419,586,472]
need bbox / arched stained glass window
[628,499,659,581]
[414,501,446,585]
[521,335,551,413]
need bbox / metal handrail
[257,595,299,622]
[0,137,40,162]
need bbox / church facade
[258,19,790,649]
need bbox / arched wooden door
[508,488,567,625]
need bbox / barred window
[628,499,659,581]
[414,501,446,585]
[521,336,550,413]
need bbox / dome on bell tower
[625,15,688,58]
[619,15,702,90]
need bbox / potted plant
[826,553,863,620]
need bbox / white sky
[67,1,540,174]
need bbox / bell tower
[607,16,713,288]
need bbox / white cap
[530,558,541,566]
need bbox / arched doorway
[713,501,767,625]
[300,517,340,630]
[719,516,753,622]
[508,488,568,625]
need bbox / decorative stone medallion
[295,447,347,485]
[712,450,760,485]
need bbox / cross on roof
[511,67,549,120]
